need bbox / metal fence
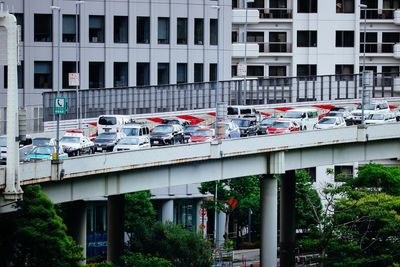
[42,73,400,122]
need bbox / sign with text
[68,73,80,86]
[54,97,68,115]
[237,63,247,77]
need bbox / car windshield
[98,116,117,125]
[357,104,376,110]
[232,119,250,127]
[368,114,384,120]
[122,128,139,136]
[96,133,116,140]
[327,112,343,117]
[31,146,55,155]
[319,118,336,124]
[0,137,7,147]
[32,138,51,146]
[272,121,290,128]
[283,111,303,118]
[184,126,199,134]
[260,118,275,125]
[60,137,80,143]
[118,138,139,145]
[193,130,213,137]
[152,125,173,133]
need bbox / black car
[257,117,277,135]
[150,124,184,146]
[231,118,258,137]
[93,132,125,152]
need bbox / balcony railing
[360,42,396,53]
[360,8,395,19]
[258,8,292,19]
[258,42,292,53]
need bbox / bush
[85,263,114,267]
[119,252,172,267]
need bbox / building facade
[232,0,400,79]
[0,0,232,108]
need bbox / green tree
[199,176,260,243]
[8,185,83,267]
[124,190,157,251]
[119,252,172,267]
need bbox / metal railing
[360,8,396,19]
[258,8,292,19]
[360,42,397,53]
[42,72,400,122]
[258,42,292,53]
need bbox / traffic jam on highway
[1,101,399,164]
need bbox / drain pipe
[0,3,22,200]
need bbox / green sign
[54,97,68,115]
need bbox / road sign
[237,63,247,77]
[54,97,68,115]
[199,223,205,230]
[69,73,80,86]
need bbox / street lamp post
[51,5,61,160]
[75,1,84,129]
[243,0,248,105]
[360,4,367,127]
[211,4,221,141]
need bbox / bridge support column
[260,151,285,267]
[107,194,125,263]
[162,199,174,222]
[260,174,277,267]
[65,201,87,264]
[280,170,296,267]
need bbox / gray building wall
[0,0,232,108]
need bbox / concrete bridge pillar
[280,170,296,267]
[260,151,284,267]
[64,201,87,264]
[162,199,174,222]
[107,194,125,263]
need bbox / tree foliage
[298,165,400,266]
[119,252,172,267]
[0,185,83,267]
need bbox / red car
[267,120,300,135]
[190,128,215,143]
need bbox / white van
[282,108,319,131]
[121,123,151,145]
[227,105,261,121]
[97,115,131,135]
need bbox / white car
[365,112,396,125]
[314,116,346,130]
[113,136,150,151]
[0,135,6,165]
[350,101,390,123]
[282,108,319,131]
[59,130,95,156]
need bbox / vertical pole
[107,195,125,263]
[361,5,367,127]
[243,0,248,105]
[2,9,22,198]
[214,181,219,246]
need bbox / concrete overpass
[1,124,400,266]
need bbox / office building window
[297,64,317,77]
[62,15,77,42]
[336,0,354,13]
[269,66,287,77]
[158,63,170,85]
[334,165,353,182]
[335,65,354,81]
[232,65,238,77]
[210,19,218,45]
[360,32,377,53]
[336,31,354,47]
[232,31,238,43]
[194,63,203,82]
[177,18,188,44]
[114,62,128,87]
[232,0,238,8]
[247,66,264,77]
[4,62,24,89]
[177,63,188,84]
[158,17,170,44]
[297,31,317,47]
[382,32,400,53]
[137,62,150,86]
[269,32,287,52]
[89,62,105,88]
[248,0,264,8]
[114,16,128,43]
[209,64,217,81]
[194,18,204,45]
[89,15,105,43]
[298,0,317,13]
[382,66,399,75]
[34,61,52,89]
[15,13,24,41]
[34,14,52,42]
[137,17,150,44]
[62,61,77,89]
